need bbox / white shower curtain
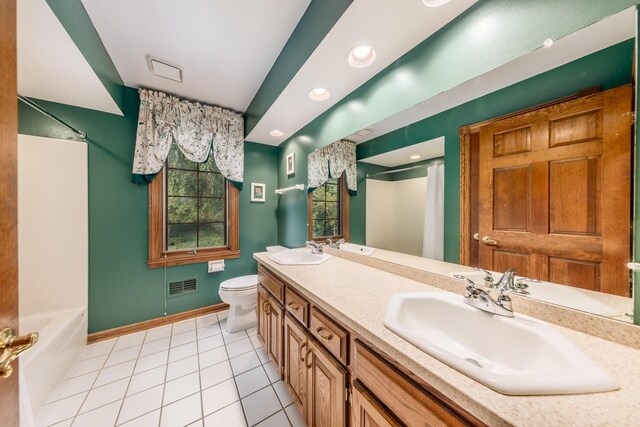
[422,163,444,259]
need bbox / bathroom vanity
[254,252,640,427]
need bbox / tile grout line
[217,313,251,426]
[113,329,148,426]
[195,317,206,425]
[157,322,175,427]
[62,333,120,426]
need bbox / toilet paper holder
[208,260,225,273]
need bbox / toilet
[218,274,259,333]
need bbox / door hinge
[346,387,353,405]
[631,111,636,126]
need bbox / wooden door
[267,296,283,372]
[256,285,268,348]
[478,85,632,296]
[306,341,346,427]
[0,1,19,425]
[284,315,308,417]
[351,381,402,427]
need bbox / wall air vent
[147,55,183,82]
[168,277,198,297]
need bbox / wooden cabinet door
[256,285,268,348]
[284,315,308,417]
[478,85,632,296]
[351,381,402,427]
[267,297,283,373]
[306,341,347,427]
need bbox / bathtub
[19,308,87,424]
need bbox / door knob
[0,328,38,379]
[481,235,499,246]
[473,233,480,241]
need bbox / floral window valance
[131,88,244,188]
[308,140,357,194]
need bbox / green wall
[19,87,278,333]
[355,39,634,262]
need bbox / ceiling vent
[147,56,183,83]
[168,278,198,297]
[355,128,374,137]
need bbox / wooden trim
[148,167,240,268]
[459,126,472,265]
[307,175,351,242]
[0,1,19,424]
[465,86,601,134]
[87,302,229,343]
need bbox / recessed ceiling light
[422,0,451,7]
[269,130,284,137]
[348,44,377,68]
[543,38,554,48]
[410,155,421,160]
[308,87,331,101]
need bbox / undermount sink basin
[450,271,621,318]
[384,292,618,395]
[340,242,376,256]
[267,248,331,266]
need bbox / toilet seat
[220,274,258,292]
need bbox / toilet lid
[220,274,258,292]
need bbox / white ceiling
[81,0,310,113]
[17,0,122,115]
[247,0,478,145]
[360,136,445,167]
[348,7,636,144]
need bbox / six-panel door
[478,85,632,296]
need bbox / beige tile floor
[35,310,306,427]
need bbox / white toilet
[218,274,259,333]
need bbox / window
[308,176,350,241]
[148,144,239,268]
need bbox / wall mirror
[348,7,637,325]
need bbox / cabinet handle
[287,302,300,312]
[305,348,313,368]
[316,326,334,341]
[299,341,307,362]
[264,302,272,315]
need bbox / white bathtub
[19,308,87,425]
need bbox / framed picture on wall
[250,183,266,202]
[286,152,295,175]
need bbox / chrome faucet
[305,240,324,254]
[326,238,345,249]
[463,269,519,317]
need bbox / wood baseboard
[87,303,230,344]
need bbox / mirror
[346,7,637,324]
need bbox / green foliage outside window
[312,178,340,238]
[166,144,226,250]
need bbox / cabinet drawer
[258,265,284,303]
[309,306,348,365]
[353,340,466,427]
[285,288,309,326]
